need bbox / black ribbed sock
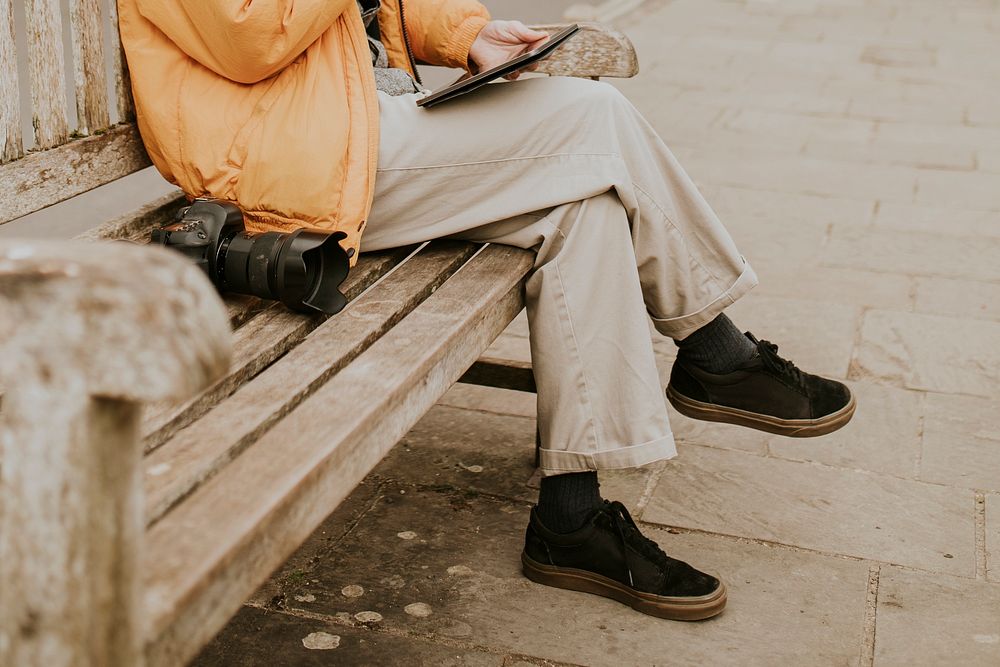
[675,313,757,374]
[535,471,603,534]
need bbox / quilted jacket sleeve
[405,0,491,70]
[134,0,353,83]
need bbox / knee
[556,77,629,109]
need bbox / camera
[151,198,351,315]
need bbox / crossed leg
[364,76,756,475]
[363,75,852,621]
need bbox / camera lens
[216,228,349,315]
[152,199,350,316]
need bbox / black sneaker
[667,333,855,437]
[521,500,727,621]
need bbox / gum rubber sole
[521,553,727,621]
[666,385,857,437]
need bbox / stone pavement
[193,1,1000,665]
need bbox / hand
[468,20,550,80]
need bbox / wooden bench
[0,7,639,666]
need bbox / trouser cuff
[651,259,759,340]
[538,433,677,476]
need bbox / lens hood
[274,229,350,315]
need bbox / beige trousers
[363,76,757,475]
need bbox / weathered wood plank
[0,124,151,224]
[25,0,69,148]
[0,0,22,162]
[69,0,110,134]
[105,0,133,121]
[0,239,230,667]
[140,246,418,453]
[142,244,533,667]
[530,22,638,79]
[459,356,537,392]
[143,242,479,522]
[75,189,187,241]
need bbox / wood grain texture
[0,124,151,224]
[105,0,133,121]
[1,0,22,162]
[1,392,145,667]
[530,22,639,79]
[69,0,110,134]
[142,244,533,667]
[140,246,418,452]
[143,242,479,523]
[0,240,231,401]
[0,240,231,667]
[25,0,68,149]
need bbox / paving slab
[824,226,1000,283]
[874,568,1000,666]
[852,310,1000,397]
[804,136,977,171]
[914,276,1000,323]
[919,393,1000,491]
[371,404,658,508]
[767,382,923,480]
[643,444,975,575]
[675,151,919,204]
[666,404,771,456]
[989,494,1000,584]
[265,482,870,667]
[873,202,1000,239]
[483,332,531,364]
[720,295,859,379]
[752,264,913,312]
[718,108,877,145]
[438,384,537,420]
[916,169,1000,213]
[718,213,830,268]
[192,605,504,667]
[704,185,874,229]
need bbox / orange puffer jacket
[118,0,490,262]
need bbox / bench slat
[75,189,187,241]
[140,245,418,453]
[25,0,69,149]
[141,243,532,667]
[1,0,22,162]
[142,241,479,523]
[105,0,134,122]
[0,124,152,224]
[69,0,110,134]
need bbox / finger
[509,21,550,44]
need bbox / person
[119,0,855,621]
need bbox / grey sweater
[358,0,421,96]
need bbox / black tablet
[416,24,580,109]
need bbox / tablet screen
[416,24,580,108]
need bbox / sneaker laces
[604,500,674,588]
[755,338,806,388]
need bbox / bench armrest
[0,240,231,666]
[528,22,639,79]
